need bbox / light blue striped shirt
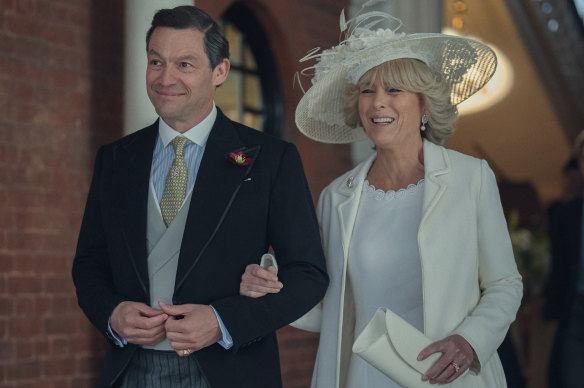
[109,105,233,349]
[151,112,211,205]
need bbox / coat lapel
[420,140,450,227]
[117,122,159,297]
[336,142,450,252]
[336,153,376,259]
[174,111,260,291]
[331,154,374,387]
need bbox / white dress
[346,179,425,388]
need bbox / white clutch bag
[352,307,440,387]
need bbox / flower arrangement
[507,210,550,300]
[228,151,253,166]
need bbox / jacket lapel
[117,122,159,297]
[336,153,376,259]
[336,142,450,250]
[174,111,260,291]
[420,140,450,227]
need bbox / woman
[240,9,522,388]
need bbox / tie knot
[170,136,191,156]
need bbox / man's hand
[110,301,168,346]
[159,302,222,356]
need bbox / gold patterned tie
[160,136,191,227]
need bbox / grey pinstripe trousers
[118,349,210,388]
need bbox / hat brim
[295,33,497,144]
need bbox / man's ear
[213,58,230,87]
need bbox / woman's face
[358,74,423,151]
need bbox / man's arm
[72,147,127,339]
[211,143,329,351]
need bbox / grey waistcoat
[144,183,192,351]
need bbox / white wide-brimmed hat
[295,7,497,144]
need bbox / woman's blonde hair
[343,58,458,146]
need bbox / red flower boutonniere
[228,151,254,166]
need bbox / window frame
[221,3,283,137]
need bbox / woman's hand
[240,264,283,298]
[418,334,475,384]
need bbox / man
[72,6,328,388]
[543,130,584,387]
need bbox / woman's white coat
[293,140,523,388]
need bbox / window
[215,4,282,137]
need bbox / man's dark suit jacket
[72,110,329,388]
[544,197,583,321]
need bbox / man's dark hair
[146,6,229,70]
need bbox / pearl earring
[421,114,428,131]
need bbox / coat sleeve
[212,143,329,351]
[72,146,128,343]
[452,160,523,372]
[289,303,323,332]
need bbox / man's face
[146,27,229,132]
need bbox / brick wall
[0,0,123,386]
[0,0,348,387]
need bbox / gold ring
[183,348,192,356]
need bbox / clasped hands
[240,264,474,384]
[110,301,221,357]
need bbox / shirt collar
[158,103,217,147]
